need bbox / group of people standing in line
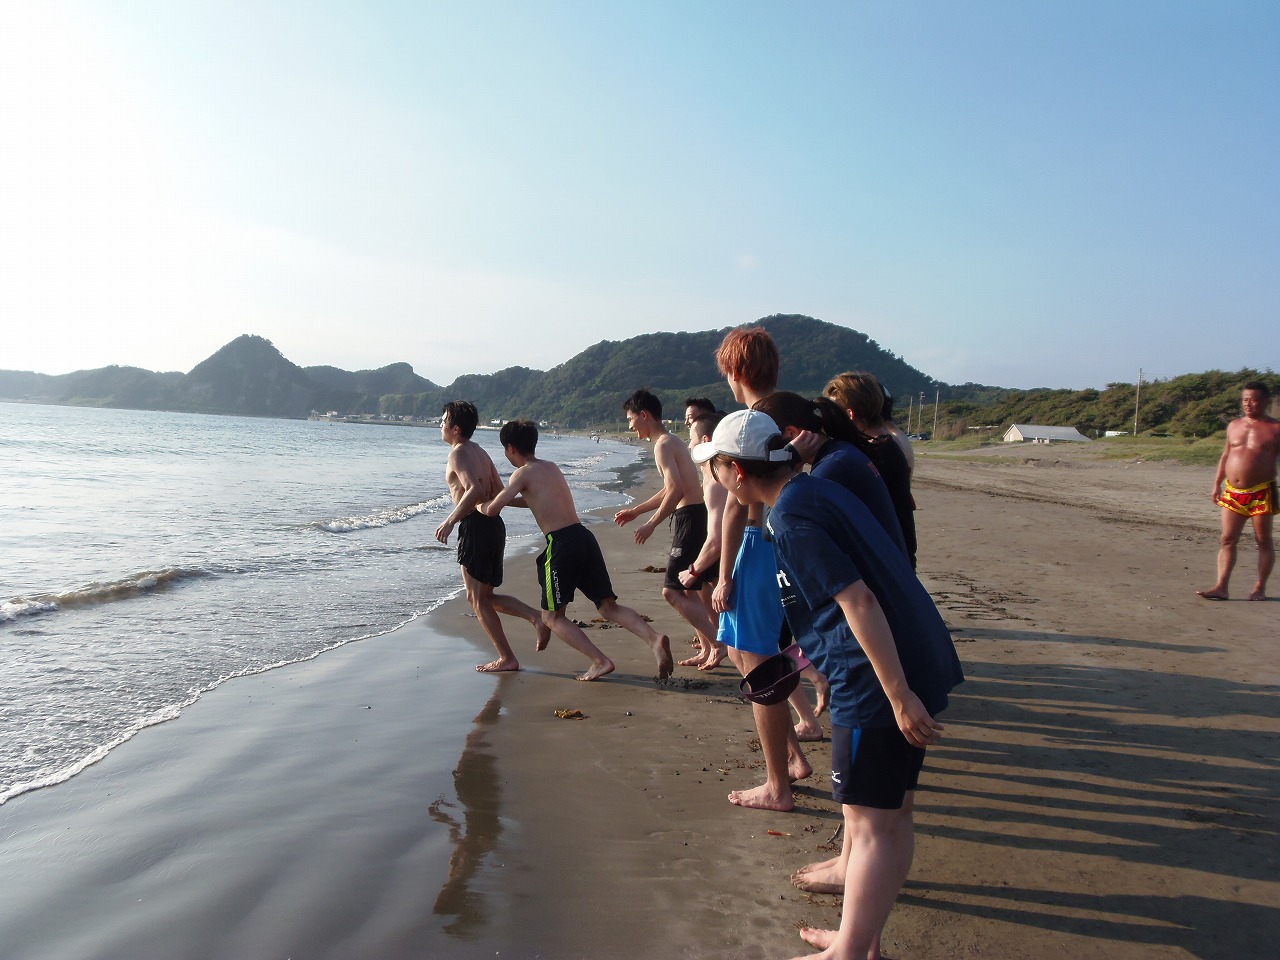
[434,325,965,960]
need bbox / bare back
[1222,416,1280,489]
[445,440,503,508]
[506,458,582,534]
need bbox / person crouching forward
[692,409,964,960]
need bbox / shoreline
[0,446,1276,958]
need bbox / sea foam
[0,567,213,622]
[316,496,448,533]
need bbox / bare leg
[790,684,823,741]
[792,793,914,896]
[542,609,614,681]
[1249,513,1275,600]
[696,582,732,669]
[792,813,853,893]
[663,586,726,668]
[491,591,552,650]
[792,799,915,960]
[597,598,673,679]
[464,571,519,672]
[728,649,811,811]
[1198,509,1247,599]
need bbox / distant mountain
[0,316,940,426]
[181,335,316,417]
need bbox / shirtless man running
[481,419,673,681]
[613,389,725,670]
[1197,381,1280,602]
[433,401,550,672]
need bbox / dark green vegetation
[926,370,1274,440]
[0,316,934,426]
[0,317,1271,435]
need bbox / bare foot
[697,643,728,671]
[793,855,840,878]
[534,619,552,651]
[798,927,836,950]
[794,720,824,742]
[678,653,704,667]
[1249,587,1268,601]
[1196,588,1229,600]
[727,782,793,811]
[788,754,813,783]
[791,860,844,893]
[476,658,520,673]
[650,634,673,680]
[576,658,615,681]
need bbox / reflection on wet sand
[429,692,504,937]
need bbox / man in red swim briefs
[1197,381,1280,602]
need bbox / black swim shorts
[664,503,709,591]
[457,511,505,587]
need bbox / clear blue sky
[3,1,1276,389]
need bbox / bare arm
[679,485,724,587]
[1212,440,1230,499]
[480,468,527,518]
[434,459,489,544]
[834,581,943,748]
[614,488,663,527]
[629,446,687,545]
[713,496,747,613]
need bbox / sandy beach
[1,443,1277,959]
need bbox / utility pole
[933,389,940,438]
[906,394,913,433]
[1133,368,1143,437]
[919,393,925,434]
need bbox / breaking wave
[316,496,448,533]
[1,567,215,623]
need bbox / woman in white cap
[693,409,963,960]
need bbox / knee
[662,586,680,606]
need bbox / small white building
[1002,424,1091,444]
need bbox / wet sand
[1,444,1277,959]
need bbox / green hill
[0,319,1273,434]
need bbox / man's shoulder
[455,440,495,468]
[655,431,692,461]
[526,457,564,479]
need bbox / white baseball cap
[691,409,792,464]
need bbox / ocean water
[0,402,640,806]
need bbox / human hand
[712,577,734,614]
[678,567,699,588]
[434,520,454,545]
[789,429,824,462]
[635,521,654,545]
[891,690,944,748]
[614,508,636,526]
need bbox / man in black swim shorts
[434,401,549,673]
[613,389,721,669]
